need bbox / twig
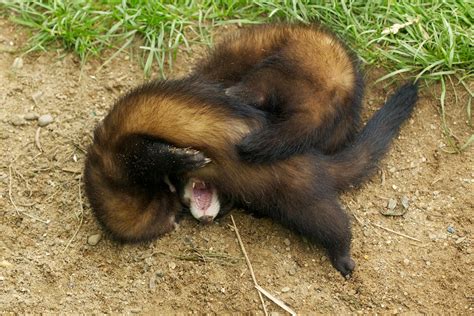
[35,127,43,152]
[8,161,50,224]
[61,168,82,174]
[44,187,61,203]
[9,163,21,216]
[18,202,36,207]
[255,285,296,316]
[397,165,417,172]
[371,222,422,242]
[13,166,32,197]
[345,205,364,227]
[69,140,87,154]
[352,212,364,226]
[230,215,268,316]
[63,175,84,252]
[430,176,443,185]
[156,249,242,266]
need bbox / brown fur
[84,75,418,276]
[191,23,364,162]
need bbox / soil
[1,18,473,314]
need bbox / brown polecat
[84,77,418,277]
[191,23,364,163]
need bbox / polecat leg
[236,117,317,164]
[278,198,355,277]
[119,135,210,185]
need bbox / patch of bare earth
[1,18,472,314]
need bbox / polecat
[191,23,364,163]
[84,77,418,277]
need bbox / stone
[38,114,54,127]
[401,195,409,209]
[87,234,102,246]
[387,198,397,210]
[12,57,23,69]
[24,112,39,121]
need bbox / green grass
[1,0,473,151]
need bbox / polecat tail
[325,82,418,191]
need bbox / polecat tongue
[184,178,220,223]
[193,181,212,211]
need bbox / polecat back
[192,23,364,163]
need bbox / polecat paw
[171,147,212,171]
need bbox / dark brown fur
[191,23,364,162]
[84,76,418,276]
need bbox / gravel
[11,57,23,69]
[387,198,397,210]
[87,234,102,246]
[38,114,54,127]
[24,112,39,121]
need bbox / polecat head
[172,176,235,224]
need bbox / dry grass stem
[230,215,269,316]
[63,175,84,252]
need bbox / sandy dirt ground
[1,18,473,314]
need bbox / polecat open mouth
[193,181,212,210]
[183,178,220,224]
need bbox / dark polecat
[84,77,418,276]
[191,23,364,163]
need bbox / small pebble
[288,268,296,276]
[281,287,290,293]
[129,308,141,314]
[11,116,26,126]
[387,198,397,210]
[283,238,291,246]
[87,233,102,246]
[447,226,455,234]
[403,258,410,265]
[169,262,176,270]
[38,114,54,127]
[24,112,39,121]
[401,195,409,209]
[12,57,23,69]
[149,277,156,289]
